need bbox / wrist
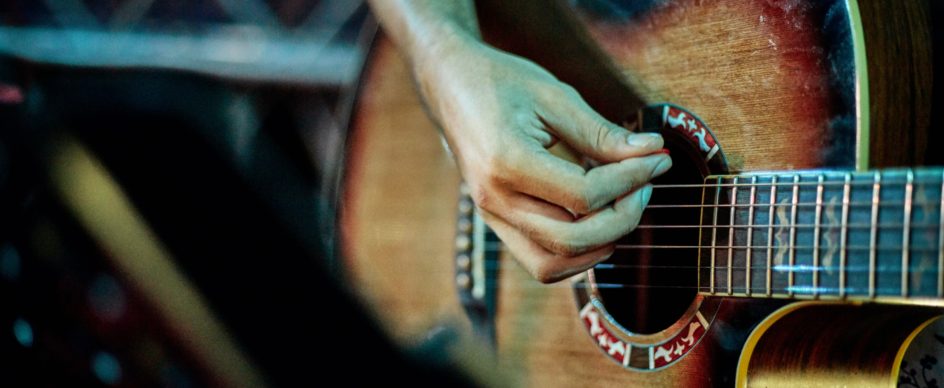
[411,20,482,77]
[410,23,487,122]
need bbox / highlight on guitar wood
[482,0,866,172]
[340,35,506,385]
[340,36,469,344]
[737,303,943,388]
[574,0,851,172]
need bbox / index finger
[504,146,671,215]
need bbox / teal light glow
[13,318,32,348]
[92,351,122,385]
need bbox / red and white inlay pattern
[662,105,720,161]
[580,303,631,366]
[580,302,707,369]
[653,320,704,368]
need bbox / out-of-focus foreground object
[0,1,464,386]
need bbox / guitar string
[596,263,927,271]
[460,181,944,287]
[470,220,941,236]
[499,282,908,291]
[647,180,942,189]
[465,280,917,294]
[476,243,943,251]
[467,271,931,292]
[471,261,928,272]
[612,244,938,250]
[510,283,914,293]
[464,202,944,229]
[476,246,938,273]
[462,252,932,290]
[632,223,940,229]
[645,201,937,208]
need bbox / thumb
[544,94,663,163]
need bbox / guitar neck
[697,168,944,304]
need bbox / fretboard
[697,168,944,302]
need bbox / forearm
[367,0,669,283]
[368,0,491,129]
[368,1,481,70]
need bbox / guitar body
[341,0,937,386]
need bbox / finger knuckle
[567,189,594,214]
[591,120,612,151]
[559,83,581,99]
[548,239,588,257]
[482,150,516,182]
[531,265,564,284]
[470,185,494,211]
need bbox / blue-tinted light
[0,245,21,280]
[87,274,127,322]
[92,351,122,385]
[13,317,32,348]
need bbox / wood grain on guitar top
[857,0,932,168]
[340,39,467,344]
[575,0,833,171]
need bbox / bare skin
[368,0,671,283]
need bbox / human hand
[417,37,671,283]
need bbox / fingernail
[640,185,653,208]
[652,155,672,176]
[627,132,661,148]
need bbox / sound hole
[591,130,709,334]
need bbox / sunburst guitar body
[341,0,939,386]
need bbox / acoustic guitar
[341,0,939,386]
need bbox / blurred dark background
[0,1,422,386]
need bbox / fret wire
[593,263,944,271]
[767,176,777,297]
[698,179,707,296]
[813,175,824,299]
[620,244,937,251]
[710,177,721,295]
[647,201,937,209]
[869,172,881,299]
[939,169,944,297]
[746,176,756,296]
[636,223,939,229]
[636,223,938,230]
[840,173,851,298]
[652,179,944,190]
[902,170,914,297]
[728,177,737,296]
[788,175,799,297]
[593,263,934,271]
